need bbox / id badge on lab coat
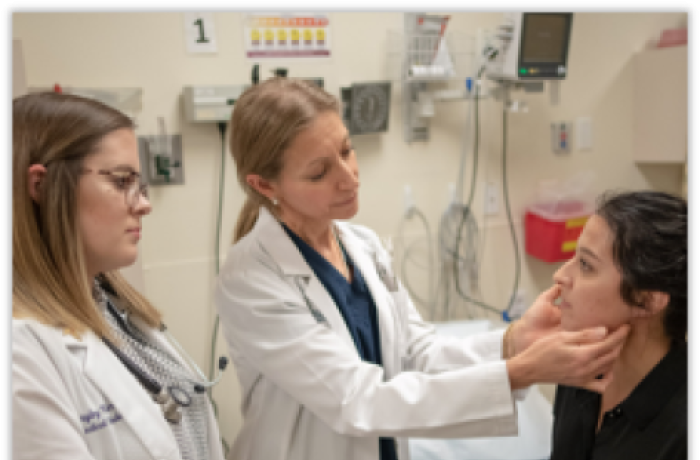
[373,253,411,372]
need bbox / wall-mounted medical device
[486,13,574,81]
[341,81,392,135]
[138,117,184,185]
[182,85,250,123]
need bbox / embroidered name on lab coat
[80,403,124,434]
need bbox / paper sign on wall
[184,13,218,54]
[243,13,332,59]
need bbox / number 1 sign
[184,13,217,54]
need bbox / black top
[283,224,398,460]
[550,343,687,460]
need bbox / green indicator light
[519,68,527,74]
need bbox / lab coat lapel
[255,208,356,352]
[77,332,178,459]
[336,225,399,379]
[302,276,357,351]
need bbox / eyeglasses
[81,168,149,209]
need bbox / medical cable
[438,203,478,319]
[498,85,522,321]
[440,44,506,317]
[208,120,227,395]
[395,206,440,319]
[434,66,484,321]
[455,76,475,201]
[450,66,502,315]
[400,72,481,321]
[451,76,521,320]
[206,120,230,454]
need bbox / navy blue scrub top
[283,224,399,460]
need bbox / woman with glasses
[12,92,225,460]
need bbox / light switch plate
[551,122,572,154]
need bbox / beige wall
[13,11,686,445]
[12,39,27,97]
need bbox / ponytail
[233,196,264,243]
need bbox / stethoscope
[104,299,228,424]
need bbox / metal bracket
[138,135,184,185]
[403,80,430,143]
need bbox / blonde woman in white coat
[215,78,629,460]
[12,92,225,460]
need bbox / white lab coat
[12,316,225,460]
[215,208,520,460]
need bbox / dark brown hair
[596,190,687,343]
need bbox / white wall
[13,11,686,445]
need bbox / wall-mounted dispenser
[182,85,250,123]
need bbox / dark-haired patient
[549,191,687,460]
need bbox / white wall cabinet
[633,45,687,164]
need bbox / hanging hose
[207,121,229,454]
[451,70,521,321]
[395,207,440,320]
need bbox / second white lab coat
[12,316,225,460]
[215,207,520,460]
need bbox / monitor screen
[521,14,570,64]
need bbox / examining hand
[508,285,562,356]
[506,324,630,393]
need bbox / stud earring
[271,197,278,206]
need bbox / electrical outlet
[485,182,499,215]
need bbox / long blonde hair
[13,92,161,339]
[229,78,340,242]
